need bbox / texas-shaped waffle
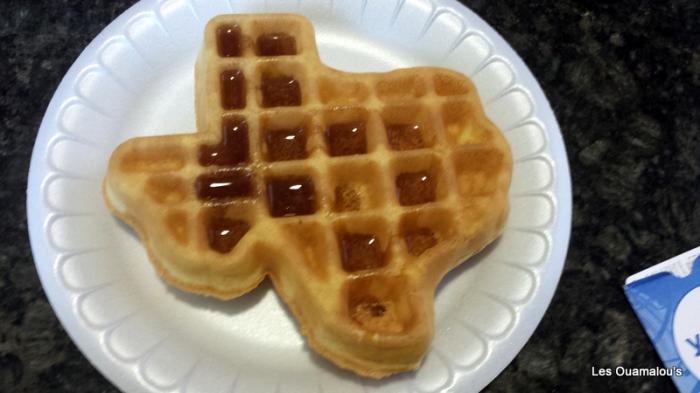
[103,14,512,378]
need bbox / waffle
[103,14,512,378]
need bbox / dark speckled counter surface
[1,0,698,392]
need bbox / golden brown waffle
[103,13,512,378]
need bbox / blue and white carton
[624,246,700,393]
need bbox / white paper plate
[27,0,571,392]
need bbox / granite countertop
[1,0,698,392]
